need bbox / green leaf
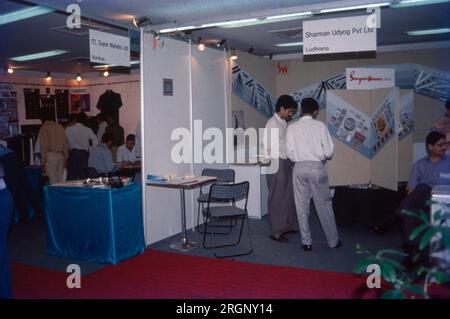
[404,284,425,295]
[381,290,405,299]
[419,228,438,250]
[431,272,450,284]
[353,256,379,274]
[378,259,398,283]
[376,249,407,258]
[441,229,450,249]
[410,224,428,241]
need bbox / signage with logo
[89,30,130,67]
[346,68,395,90]
[303,15,376,55]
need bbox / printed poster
[327,92,372,158]
[398,91,414,140]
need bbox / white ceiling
[1,0,449,74]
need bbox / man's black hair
[126,134,135,142]
[426,131,445,147]
[101,132,113,143]
[301,97,319,115]
[275,95,298,112]
[76,112,88,125]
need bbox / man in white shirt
[117,134,137,163]
[96,113,108,144]
[286,97,341,252]
[264,95,299,242]
[65,112,98,180]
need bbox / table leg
[170,188,198,251]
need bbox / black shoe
[302,244,312,252]
[270,235,289,243]
[282,229,299,236]
[333,241,343,249]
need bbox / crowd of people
[265,95,450,270]
[38,111,138,183]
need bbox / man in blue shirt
[88,133,118,175]
[374,132,450,269]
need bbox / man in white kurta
[286,97,341,251]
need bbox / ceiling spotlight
[133,16,151,28]
[103,70,109,77]
[151,31,161,40]
[217,38,227,47]
[45,71,52,80]
[230,49,238,61]
[76,74,82,82]
[197,38,205,51]
[7,67,14,74]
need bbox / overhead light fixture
[7,67,14,74]
[200,18,258,28]
[159,25,197,33]
[197,38,205,51]
[45,71,52,80]
[132,16,151,28]
[406,28,450,36]
[93,60,140,69]
[0,5,54,26]
[10,49,69,62]
[217,39,227,47]
[266,11,312,20]
[319,2,392,13]
[275,42,304,47]
[76,74,82,82]
[103,71,109,77]
[230,49,238,61]
[391,0,449,8]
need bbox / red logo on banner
[277,63,288,74]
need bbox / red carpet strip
[13,249,389,299]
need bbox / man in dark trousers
[263,95,299,242]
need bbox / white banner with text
[303,15,376,55]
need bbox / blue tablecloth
[44,183,145,264]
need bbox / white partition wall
[141,34,228,244]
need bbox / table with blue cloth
[44,183,145,264]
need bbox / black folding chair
[202,181,253,258]
[196,168,236,234]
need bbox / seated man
[376,132,450,267]
[88,133,118,175]
[117,134,137,163]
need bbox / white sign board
[303,15,376,55]
[89,30,130,67]
[346,68,395,90]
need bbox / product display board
[327,88,399,191]
[231,64,276,118]
[398,90,414,182]
[327,88,397,159]
[398,90,414,140]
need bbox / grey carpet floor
[8,212,403,275]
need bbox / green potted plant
[354,204,450,299]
